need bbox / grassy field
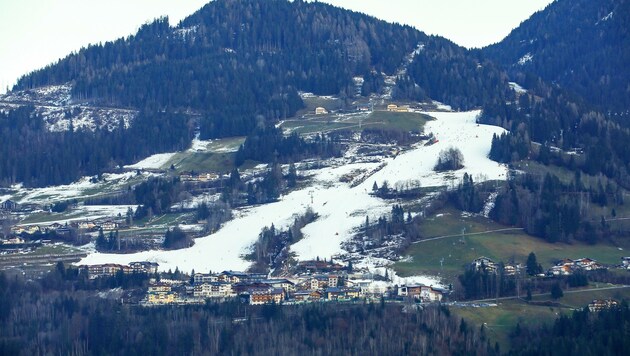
[364,111,432,132]
[453,299,560,349]
[162,137,244,174]
[300,96,343,112]
[453,286,630,350]
[393,208,630,280]
[282,110,431,136]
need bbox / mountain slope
[482,0,630,114]
[16,0,429,138]
[4,0,520,187]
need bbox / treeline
[0,269,494,356]
[490,172,622,244]
[397,41,515,111]
[509,302,630,355]
[481,0,630,114]
[235,126,342,166]
[484,80,630,190]
[247,208,318,274]
[0,106,193,187]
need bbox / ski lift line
[412,228,525,244]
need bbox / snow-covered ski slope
[79,110,508,273]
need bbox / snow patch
[13,172,155,205]
[0,84,137,132]
[509,82,527,94]
[599,11,614,23]
[432,101,453,111]
[173,25,198,40]
[188,134,212,152]
[124,153,176,170]
[482,192,499,218]
[78,110,508,274]
[517,53,533,65]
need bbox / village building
[503,264,521,276]
[147,283,178,305]
[293,290,322,302]
[588,299,619,312]
[241,286,284,305]
[471,257,498,274]
[259,279,296,293]
[85,264,132,279]
[573,258,604,271]
[99,220,119,231]
[549,258,605,276]
[12,225,42,235]
[622,257,630,269]
[179,172,219,182]
[77,221,98,231]
[1,236,25,245]
[129,261,159,274]
[0,200,18,211]
[193,273,219,285]
[194,282,234,298]
[218,270,249,284]
[398,284,444,303]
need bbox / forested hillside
[481,0,630,114]
[15,0,427,138]
[4,0,629,197]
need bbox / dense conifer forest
[481,0,630,114]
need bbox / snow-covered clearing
[79,110,508,280]
[509,82,527,94]
[19,205,137,226]
[432,101,452,111]
[598,11,614,24]
[517,53,533,65]
[0,84,138,132]
[171,192,221,211]
[12,172,154,205]
[124,153,176,170]
[188,135,212,152]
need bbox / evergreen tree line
[247,208,318,274]
[235,125,342,166]
[482,0,630,114]
[490,172,623,244]
[0,106,193,187]
[484,81,630,190]
[509,302,630,355]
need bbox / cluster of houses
[548,258,606,276]
[81,261,159,279]
[179,172,219,182]
[386,104,411,112]
[10,219,120,236]
[141,266,446,306]
[470,256,618,277]
[588,299,619,312]
[471,257,521,276]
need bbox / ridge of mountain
[481,0,630,115]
